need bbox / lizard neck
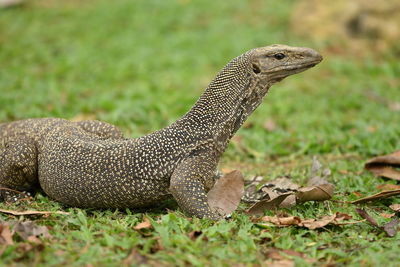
[174,51,270,152]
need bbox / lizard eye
[274,53,285,60]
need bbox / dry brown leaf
[261,177,299,208]
[258,212,354,229]
[14,221,51,241]
[296,157,334,203]
[376,184,400,191]
[356,208,399,237]
[246,193,292,215]
[365,151,400,181]
[133,217,152,230]
[383,218,400,237]
[351,189,400,204]
[279,195,297,208]
[261,215,302,226]
[268,177,301,191]
[244,158,334,215]
[300,215,336,230]
[389,204,400,212]
[0,223,13,245]
[0,209,69,216]
[207,170,244,216]
[355,209,379,227]
[243,176,299,205]
[296,184,335,203]
[380,213,395,219]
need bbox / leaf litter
[0,220,52,256]
[356,208,399,237]
[133,217,152,230]
[351,189,400,204]
[389,204,400,212]
[245,157,335,215]
[0,208,69,216]
[365,150,400,181]
[207,170,244,217]
[256,212,357,230]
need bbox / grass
[0,0,399,266]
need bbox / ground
[0,0,399,266]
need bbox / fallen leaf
[0,223,13,245]
[295,157,334,203]
[266,177,300,192]
[376,184,400,191]
[260,177,300,208]
[301,215,337,230]
[380,213,395,219]
[365,151,400,181]
[244,158,334,215]
[356,208,399,237]
[258,212,354,229]
[279,195,297,208]
[207,170,244,216]
[389,204,400,212]
[246,194,292,215]
[296,184,335,203]
[334,212,353,222]
[352,191,363,197]
[383,218,400,237]
[243,176,299,204]
[133,217,152,230]
[261,215,302,226]
[351,190,400,204]
[0,209,69,216]
[14,221,51,242]
[355,209,379,227]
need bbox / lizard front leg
[169,152,221,220]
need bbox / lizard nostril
[252,63,261,74]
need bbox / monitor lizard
[0,44,322,219]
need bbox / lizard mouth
[268,59,322,82]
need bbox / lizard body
[0,45,322,219]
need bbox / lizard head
[250,44,323,84]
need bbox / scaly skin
[0,45,322,219]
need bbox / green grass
[1,0,399,266]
